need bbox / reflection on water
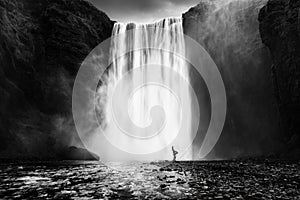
[0,161,192,199]
[0,160,299,199]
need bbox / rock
[0,0,114,160]
[259,0,300,159]
[160,184,167,189]
[59,146,99,160]
[182,0,281,158]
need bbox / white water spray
[96,18,193,161]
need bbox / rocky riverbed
[0,159,299,199]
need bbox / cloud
[87,0,200,23]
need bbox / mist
[183,0,282,159]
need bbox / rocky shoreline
[0,159,299,199]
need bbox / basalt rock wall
[259,0,300,158]
[0,0,114,159]
[183,0,282,159]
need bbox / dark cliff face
[183,0,282,159]
[259,0,300,158]
[0,0,114,159]
[1,0,297,161]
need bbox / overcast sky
[87,0,200,23]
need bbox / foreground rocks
[0,160,299,199]
[159,160,300,199]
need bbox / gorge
[0,0,299,160]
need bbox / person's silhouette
[172,146,178,161]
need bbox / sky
[87,0,200,23]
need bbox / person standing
[172,146,178,161]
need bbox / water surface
[0,160,299,199]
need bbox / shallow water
[0,160,299,199]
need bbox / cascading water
[96,18,193,161]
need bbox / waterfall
[97,18,193,161]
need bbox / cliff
[183,0,282,158]
[1,0,298,160]
[259,0,300,158]
[0,0,114,159]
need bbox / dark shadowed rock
[259,0,300,159]
[0,0,114,159]
[60,146,99,160]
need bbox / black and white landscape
[0,0,299,199]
